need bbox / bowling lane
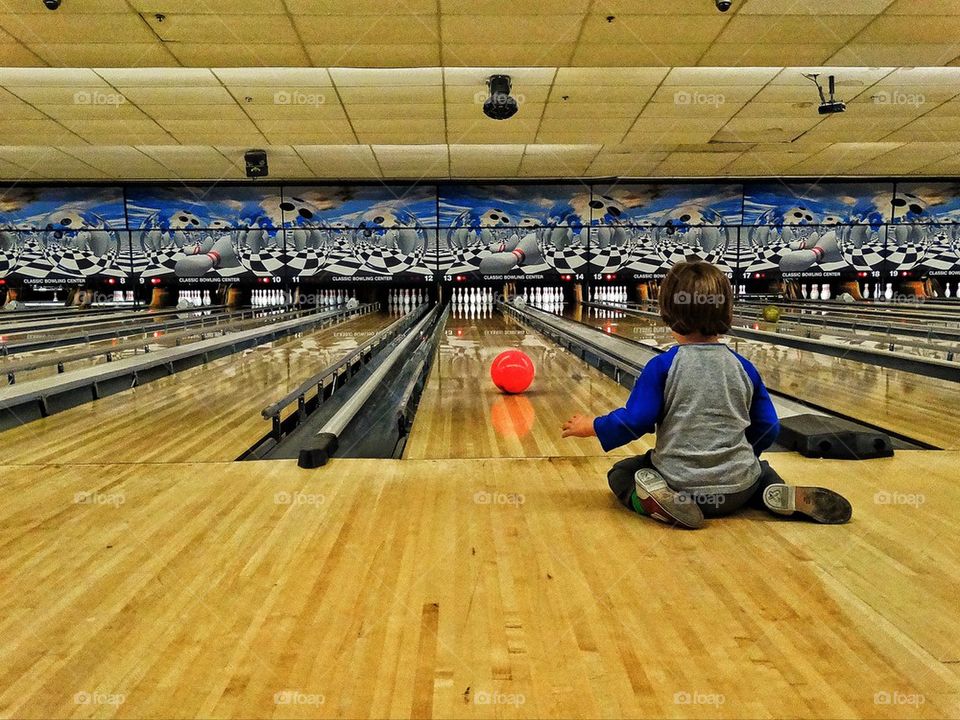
[574,307,958,449]
[722,299,960,331]
[0,307,302,385]
[630,301,960,356]
[404,309,651,460]
[0,312,395,464]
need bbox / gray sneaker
[762,484,852,524]
[634,469,705,529]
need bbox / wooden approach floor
[1,452,957,719]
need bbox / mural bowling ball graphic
[40,208,119,276]
[653,204,731,266]
[446,207,515,250]
[352,205,426,274]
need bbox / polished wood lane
[578,308,960,450]
[0,452,956,718]
[0,308,297,384]
[404,312,651,459]
[0,312,393,464]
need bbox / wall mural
[892,182,960,277]
[284,185,436,280]
[742,182,894,278]
[1,180,959,282]
[0,186,129,282]
[126,186,283,281]
[436,184,587,279]
[594,182,743,279]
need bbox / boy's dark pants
[607,450,785,518]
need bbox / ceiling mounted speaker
[483,75,519,121]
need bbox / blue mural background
[1,180,959,282]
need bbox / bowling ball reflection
[490,395,535,439]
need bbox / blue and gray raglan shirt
[594,344,780,495]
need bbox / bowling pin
[946,283,953,298]
[801,284,808,299]
[884,283,894,300]
[821,283,831,301]
[779,231,841,273]
[862,283,870,300]
[810,284,820,300]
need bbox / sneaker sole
[763,484,852,524]
[635,469,705,529]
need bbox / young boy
[562,261,852,529]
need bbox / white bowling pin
[821,284,831,301]
[946,283,953,298]
[884,283,894,300]
[810,284,820,300]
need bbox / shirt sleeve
[736,355,780,455]
[593,349,675,452]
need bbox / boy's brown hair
[659,261,733,337]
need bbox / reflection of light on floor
[490,395,535,439]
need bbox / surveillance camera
[483,75,519,121]
[43,0,61,8]
[244,149,268,178]
[715,0,731,11]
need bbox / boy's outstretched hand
[562,414,596,438]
